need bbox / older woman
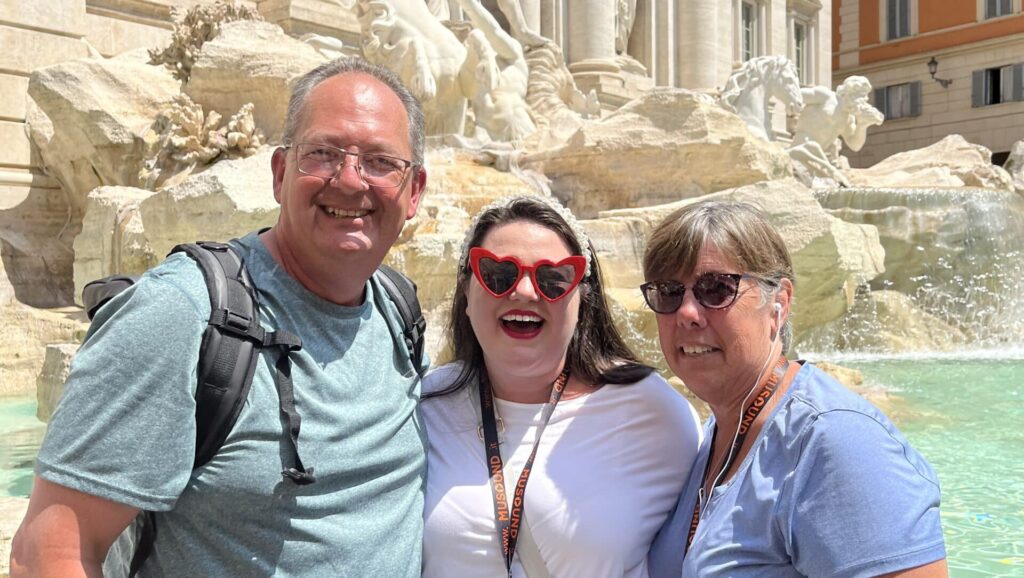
[421,196,702,578]
[644,201,947,577]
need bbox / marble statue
[616,0,638,56]
[489,0,599,136]
[299,33,352,60]
[719,55,804,141]
[789,75,884,186]
[454,0,536,142]
[353,0,468,135]
[493,0,549,48]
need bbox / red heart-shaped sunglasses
[468,247,586,302]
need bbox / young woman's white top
[421,363,703,578]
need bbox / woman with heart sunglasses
[644,200,946,578]
[420,196,702,578]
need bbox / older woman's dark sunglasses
[640,274,775,314]
[469,247,586,302]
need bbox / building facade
[834,0,1024,167]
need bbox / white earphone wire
[698,300,783,514]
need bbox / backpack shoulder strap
[130,240,313,577]
[82,275,139,321]
[374,265,426,376]
[170,241,267,469]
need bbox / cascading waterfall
[806,187,1024,352]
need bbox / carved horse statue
[719,56,804,141]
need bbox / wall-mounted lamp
[928,57,953,88]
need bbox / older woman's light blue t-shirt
[648,363,945,578]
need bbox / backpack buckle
[223,310,252,332]
[209,308,264,342]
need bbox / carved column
[629,0,656,80]
[520,0,541,34]
[655,0,674,86]
[676,0,717,89]
[539,0,564,49]
[565,0,627,110]
[566,0,617,67]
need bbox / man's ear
[271,147,287,204]
[405,165,427,220]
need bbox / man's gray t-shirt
[36,232,427,576]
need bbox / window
[874,82,921,119]
[972,64,1024,107]
[794,21,808,83]
[986,0,1013,18]
[887,0,911,40]
[742,1,758,61]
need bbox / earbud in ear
[772,303,783,342]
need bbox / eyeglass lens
[294,143,409,187]
[641,274,743,313]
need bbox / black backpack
[81,240,426,576]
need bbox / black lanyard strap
[686,356,789,553]
[480,368,570,577]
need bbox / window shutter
[987,0,997,18]
[972,70,986,107]
[884,0,892,38]
[1001,0,1011,16]
[909,81,922,117]
[875,87,889,118]
[1014,64,1024,101]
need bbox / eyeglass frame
[468,247,587,302]
[639,273,777,314]
[281,142,418,189]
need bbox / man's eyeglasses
[284,143,415,188]
[640,273,776,314]
[469,247,586,302]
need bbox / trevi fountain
[0,2,1022,575]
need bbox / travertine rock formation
[0,304,86,396]
[846,134,1013,191]
[72,186,157,303]
[586,178,885,338]
[148,0,263,82]
[73,150,278,302]
[185,20,327,143]
[36,343,79,422]
[138,147,280,260]
[519,88,793,218]
[1003,139,1024,195]
[26,48,181,217]
[0,185,76,308]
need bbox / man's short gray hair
[283,57,426,167]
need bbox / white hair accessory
[458,195,592,277]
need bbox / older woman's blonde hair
[643,200,795,349]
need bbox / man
[10,57,428,577]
